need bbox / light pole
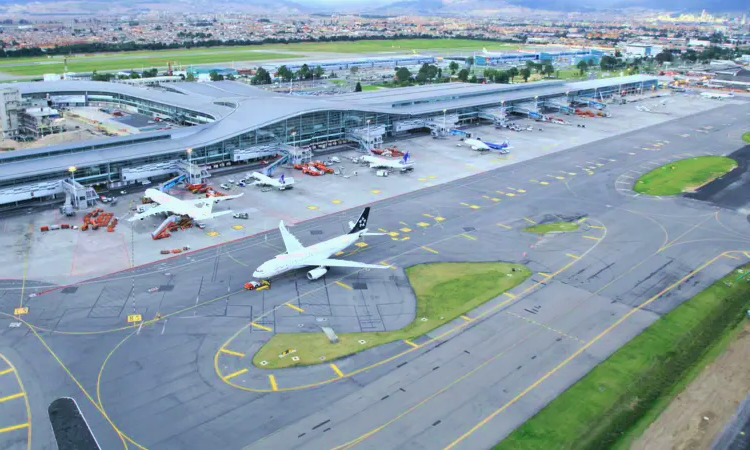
[186,148,193,183]
[442,109,446,131]
[291,131,297,148]
[68,166,76,182]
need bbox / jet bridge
[539,100,575,115]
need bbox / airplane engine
[307,266,328,281]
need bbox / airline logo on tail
[401,152,410,164]
[280,174,285,184]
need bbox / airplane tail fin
[403,151,409,163]
[349,207,370,234]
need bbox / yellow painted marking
[495,191,504,195]
[269,375,278,391]
[421,246,439,254]
[503,292,517,299]
[744,252,750,259]
[434,216,445,222]
[331,199,342,204]
[284,302,305,313]
[422,213,434,218]
[404,340,419,348]
[418,178,427,182]
[538,273,552,278]
[354,242,368,248]
[469,205,481,209]
[232,225,244,230]
[0,368,12,376]
[577,217,587,223]
[506,311,584,343]
[517,189,527,193]
[0,392,24,403]
[400,236,410,241]
[334,251,345,256]
[219,348,246,357]
[371,190,381,194]
[307,205,319,210]
[378,228,387,232]
[461,234,476,241]
[250,322,272,331]
[206,231,219,237]
[399,227,412,233]
[417,222,430,227]
[540,181,549,185]
[530,179,539,183]
[724,254,740,260]
[566,253,580,260]
[330,364,344,378]
[335,281,353,290]
[523,218,536,224]
[428,175,437,179]
[505,193,516,197]
[220,369,247,382]
[460,315,473,322]
[387,231,399,237]
[497,223,511,229]
[589,225,605,230]
[460,202,470,206]
[506,187,517,191]
[0,423,28,434]
[13,307,28,316]
[583,235,601,241]
[379,261,396,269]
[127,314,142,323]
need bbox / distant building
[624,43,663,57]
[20,106,65,138]
[0,87,21,139]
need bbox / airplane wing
[127,204,170,222]
[279,221,305,253]
[307,258,390,270]
[188,193,244,204]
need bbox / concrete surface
[0,94,748,450]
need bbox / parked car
[237,182,246,187]
[233,212,249,219]
[220,183,231,190]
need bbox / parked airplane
[463,137,511,153]
[361,152,415,172]
[128,188,243,222]
[252,207,389,281]
[483,140,512,154]
[250,172,295,190]
[701,91,734,99]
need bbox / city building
[20,106,65,138]
[475,49,603,67]
[0,87,21,139]
[0,75,658,208]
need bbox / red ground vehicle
[244,280,271,291]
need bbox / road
[1,101,749,450]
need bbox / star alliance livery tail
[348,207,370,234]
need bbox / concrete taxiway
[0,98,749,450]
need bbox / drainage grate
[352,282,368,290]
[61,286,78,294]
[463,227,476,232]
[158,285,174,292]
[310,230,323,235]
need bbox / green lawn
[252,262,531,369]
[495,263,750,450]
[633,156,737,196]
[0,39,524,76]
[361,84,382,91]
[523,222,579,234]
[742,132,750,144]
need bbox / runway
[1,101,750,450]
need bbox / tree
[508,66,518,82]
[354,81,362,92]
[277,65,293,82]
[469,74,478,83]
[186,72,196,82]
[655,49,674,64]
[395,67,412,84]
[129,71,141,79]
[466,56,474,67]
[297,64,311,80]
[313,65,324,78]
[520,67,531,82]
[251,67,272,85]
[91,70,114,81]
[142,67,158,78]
[209,70,224,81]
[577,60,589,75]
[599,55,618,71]
[448,61,459,75]
[542,64,554,77]
[457,68,470,82]
[350,65,359,75]
[484,68,496,82]
[615,49,622,57]
[496,71,510,84]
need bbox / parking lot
[0,93,737,285]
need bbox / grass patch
[742,132,750,144]
[360,84,382,91]
[523,222,579,234]
[252,262,531,369]
[495,263,750,450]
[633,156,737,196]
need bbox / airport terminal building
[0,74,658,207]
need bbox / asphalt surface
[1,100,750,450]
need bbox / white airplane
[701,91,734,99]
[464,138,491,151]
[252,207,389,281]
[250,172,294,190]
[482,47,503,56]
[361,152,415,172]
[127,188,243,222]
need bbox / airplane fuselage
[143,188,214,220]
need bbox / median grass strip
[633,156,737,196]
[523,222,579,234]
[743,132,750,144]
[495,264,750,450]
[252,262,531,369]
